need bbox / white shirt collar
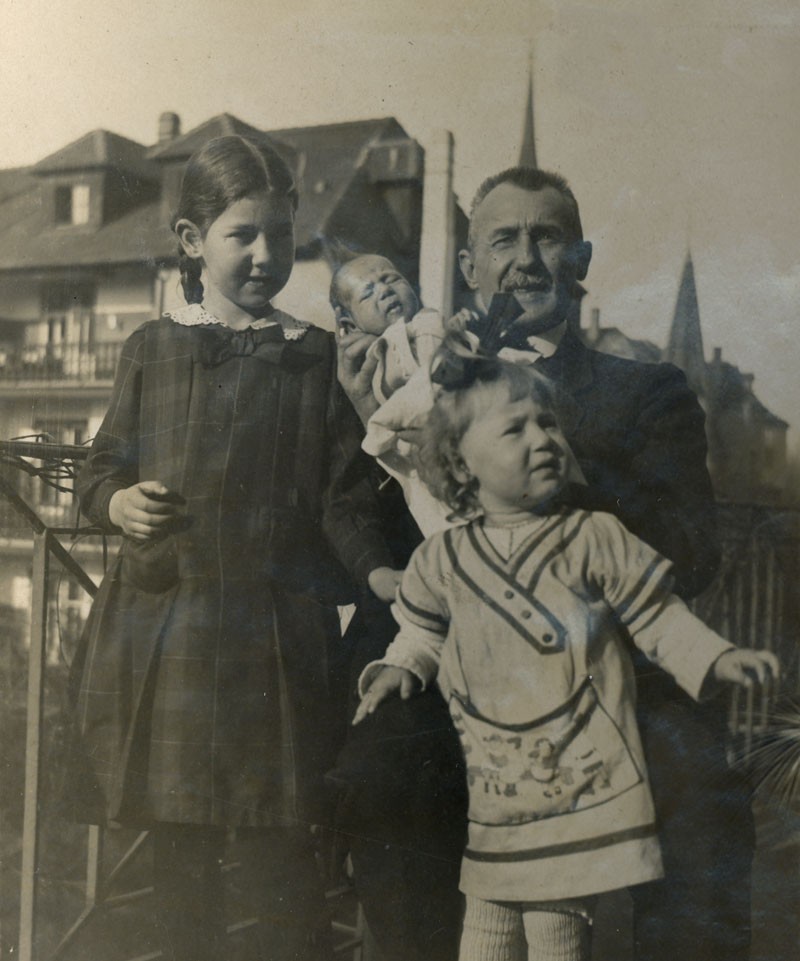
[525,321,566,358]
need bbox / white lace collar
[164,303,310,341]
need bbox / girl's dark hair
[171,135,298,304]
[417,337,560,518]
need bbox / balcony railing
[0,497,78,540]
[0,343,122,383]
[0,440,797,960]
[0,440,370,961]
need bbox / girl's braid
[178,248,203,304]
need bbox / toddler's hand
[108,481,187,542]
[443,308,478,335]
[367,566,403,602]
[712,649,780,689]
[352,666,420,725]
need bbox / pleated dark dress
[68,308,392,829]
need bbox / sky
[2,0,798,441]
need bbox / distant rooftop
[33,129,156,181]
[0,113,418,271]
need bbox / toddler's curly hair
[416,336,561,519]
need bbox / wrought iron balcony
[0,343,123,384]
[0,440,371,961]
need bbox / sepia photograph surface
[0,1,797,960]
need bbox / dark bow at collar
[430,293,531,390]
[196,324,316,371]
[463,293,528,352]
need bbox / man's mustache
[501,271,550,292]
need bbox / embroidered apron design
[450,678,642,826]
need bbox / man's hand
[367,566,404,602]
[108,481,187,542]
[712,648,780,689]
[337,328,381,425]
[352,666,420,725]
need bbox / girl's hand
[108,481,187,542]
[337,329,382,425]
[352,666,420,725]
[367,566,403,602]
[712,649,780,689]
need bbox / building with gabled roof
[0,110,467,609]
[0,108,466,348]
[582,252,789,504]
[582,307,662,364]
[665,251,788,503]
[0,111,450,325]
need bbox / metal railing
[0,344,122,383]
[0,445,101,961]
[0,439,369,961]
[0,439,797,960]
[690,503,800,754]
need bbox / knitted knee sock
[460,896,526,961]
[521,908,591,961]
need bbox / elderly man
[337,167,750,961]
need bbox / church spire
[666,251,706,395]
[519,53,538,168]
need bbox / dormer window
[54,184,91,225]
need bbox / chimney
[419,130,456,319]
[158,112,181,144]
[712,346,722,365]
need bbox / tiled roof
[266,117,410,250]
[33,130,157,181]
[581,326,661,364]
[708,359,789,428]
[147,113,297,168]
[586,322,788,431]
[0,114,414,270]
[0,169,174,269]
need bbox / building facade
[0,111,468,637]
[582,253,789,504]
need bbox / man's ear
[572,240,592,282]
[458,248,479,290]
[175,219,203,259]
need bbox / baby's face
[338,255,419,336]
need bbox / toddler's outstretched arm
[352,666,419,725]
[711,648,780,689]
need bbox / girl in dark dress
[69,135,396,960]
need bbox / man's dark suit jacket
[538,327,720,600]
